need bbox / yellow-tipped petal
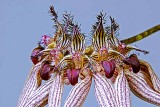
[47,41,56,49]
[84,46,93,56]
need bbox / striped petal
[48,74,64,107]
[140,60,160,93]
[17,63,42,107]
[64,76,92,107]
[24,78,54,107]
[114,70,131,107]
[71,26,85,53]
[94,73,117,107]
[92,15,107,52]
[125,71,160,106]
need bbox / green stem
[121,24,160,44]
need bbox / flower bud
[30,45,44,65]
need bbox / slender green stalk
[121,24,160,44]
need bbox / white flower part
[125,71,160,106]
[114,70,131,107]
[48,74,64,107]
[64,76,92,107]
[17,63,42,107]
[24,78,54,107]
[93,73,117,107]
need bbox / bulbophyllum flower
[17,6,160,107]
[90,14,160,107]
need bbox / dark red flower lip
[101,59,116,78]
[67,68,80,85]
[123,54,140,73]
[40,61,54,80]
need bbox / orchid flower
[17,5,160,107]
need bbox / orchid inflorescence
[17,5,160,107]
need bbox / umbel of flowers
[17,5,160,107]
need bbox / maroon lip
[101,59,116,78]
[31,46,44,65]
[67,69,79,85]
[123,54,140,73]
[40,61,53,80]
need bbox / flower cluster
[17,5,160,107]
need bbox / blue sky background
[0,0,160,107]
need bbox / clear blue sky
[0,0,160,107]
